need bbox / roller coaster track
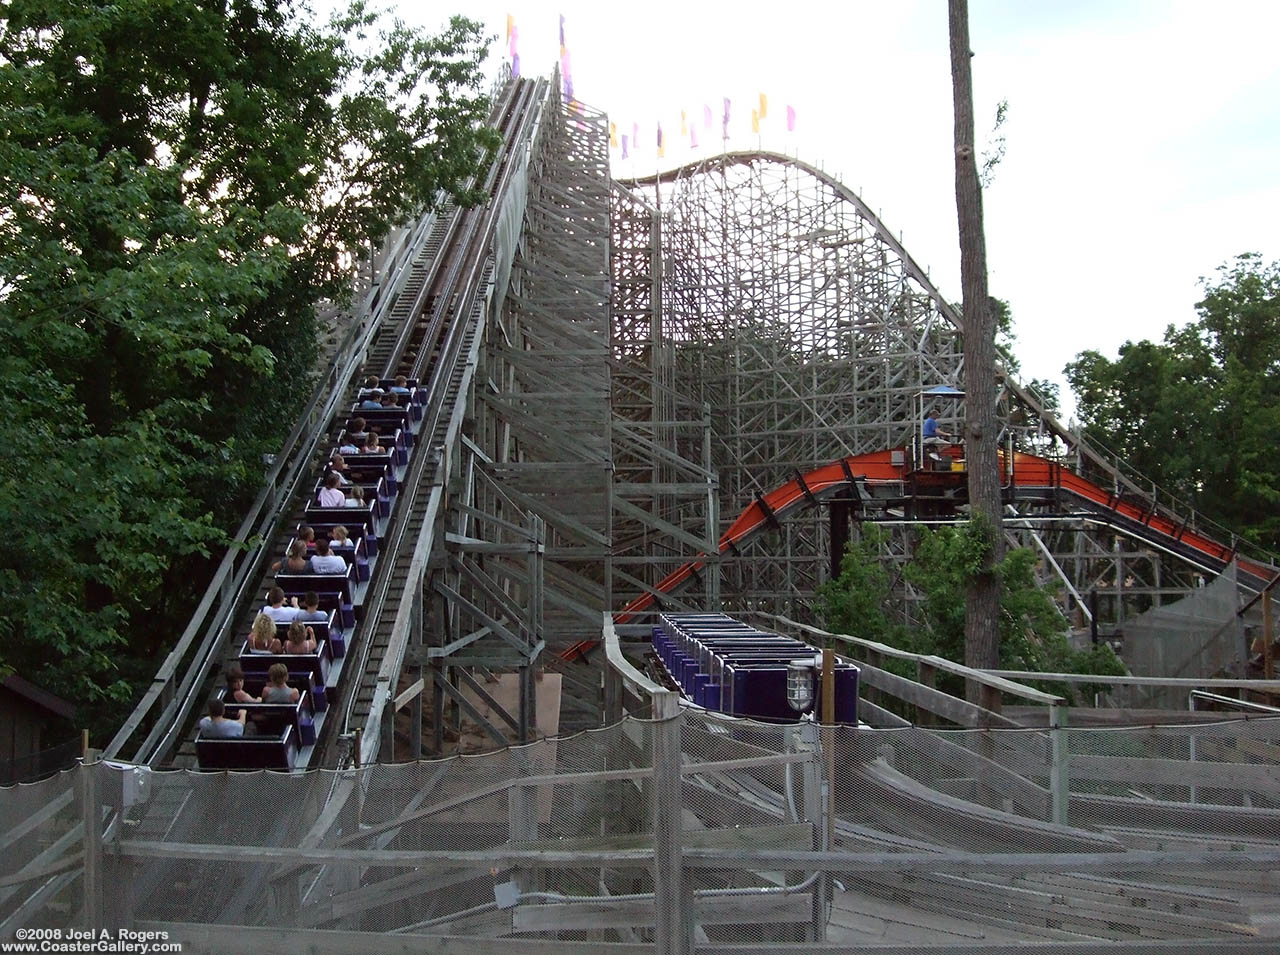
[104,73,553,768]
[622,150,1193,520]
[605,449,1278,632]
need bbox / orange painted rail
[559,448,1276,662]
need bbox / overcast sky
[410,1,1280,419]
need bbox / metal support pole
[507,780,539,893]
[1049,701,1069,825]
[652,690,690,955]
[79,755,103,931]
[798,720,826,942]
[820,650,835,939]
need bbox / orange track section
[615,450,903,626]
[560,449,1274,661]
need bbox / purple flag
[722,97,730,138]
[560,49,572,102]
[690,125,699,149]
[703,104,712,128]
[621,134,629,159]
[786,105,796,132]
[632,122,639,147]
[512,53,520,78]
[559,14,565,49]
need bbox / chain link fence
[5,645,1280,951]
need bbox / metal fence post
[652,690,690,955]
[1049,702,1069,825]
[508,776,539,894]
[798,719,827,942]
[79,756,103,931]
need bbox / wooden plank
[1071,755,1280,793]
[117,839,1280,875]
[143,922,654,955]
[1016,871,1245,920]
[300,868,479,927]
[856,662,1023,729]
[849,869,1258,940]
[392,678,424,711]
[512,821,813,854]
[0,789,73,854]
[512,891,811,933]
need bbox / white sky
[405,1,1280,418]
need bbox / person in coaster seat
[261,587,300,624]
[317,472,346,508]
[309,537,346,575]
[345,417,368,445]
[247,612,283,654]
[199,698,247,738]
[329,453,352,485]
[261,663,300,704]
[296,591,328,624]
[226,664,259,704]
[271,539,311,575]
[282,619,316,655]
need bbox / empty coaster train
[651,612,859,723]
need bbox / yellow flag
[751,108,759,133]
[758,92,768,120]
[610,122,618,148]
[680,110,688,136]
[506,14,514,40]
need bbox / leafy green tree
[1065,254,1280,549]
[0,0,495,719]
[820,522,1125,702]
[817,525,900,647]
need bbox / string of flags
[608,92,797,161]
[506,14,519,79]
[509,14,798,160]
[559,14,573,105]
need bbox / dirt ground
[398,670,563,756]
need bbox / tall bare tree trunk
[949,0,1003,712]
